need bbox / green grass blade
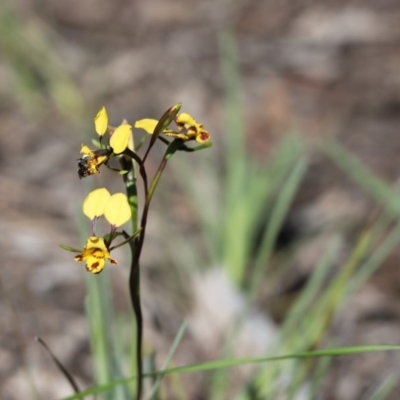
[308,355,332,400]
[281,237,341,337]
[323,139,400,218]
[351,222,400,293]
[85,272,126,400]
[219,29,245,175]
[58,346,400,400]
[366,375,396,400]
[249,158,308,299]
[147,321,188,400]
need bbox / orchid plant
[60,103,212,399]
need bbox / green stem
[123,141,181,396]
[121,155,143,400]
[133,140,181,271]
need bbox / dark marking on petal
[90,262,100,271]
[200,132,210,141]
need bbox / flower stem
[133,140,181,271]
[121,155,143,400]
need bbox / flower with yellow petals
[74,236,117,274]
[134,112,211,143]
[77,145,110,179]
[78,107,133,177]
[69,190,132,273]
[175,113,211,143]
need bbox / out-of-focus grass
[0,2,84,121]
[163,30,400,400]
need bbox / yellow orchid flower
[77,145,110,178]
[74,236,117,274]
[175,113,211,143]
[134,113,211,143]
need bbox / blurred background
[2,0,400,399]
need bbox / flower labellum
[74,236,117,274]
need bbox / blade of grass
[253,226,370,397]
[281,236,342,338]
[147,321,188,400]
[85,273,122,400]
[323,139,400,218]
[308,354,332,400]
[58,345,400,400]
[366,375,397,400]
[35,337,80,394]
[351,221,400,293]
[249,157,308,300]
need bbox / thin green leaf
[59,244,81,253]
[91,138,102,148]
[36,336,81,394]
[250,158,308,298]
[367,375,397,400]
[323,139,400,218]
[147,321,188,400]
[58,345,400,400]
[135,134,149,151]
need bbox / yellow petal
[104,193,131,227]
[97,155,108,165]
[80,144,93,155]
[110,124,132,154]
[175,112,196,129]
[134,119,158,134]
[94,107,108,136]
[83,188,111,220]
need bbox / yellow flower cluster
[69,105,212,274]
[74,188,132,274]
[77,106,211,179]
